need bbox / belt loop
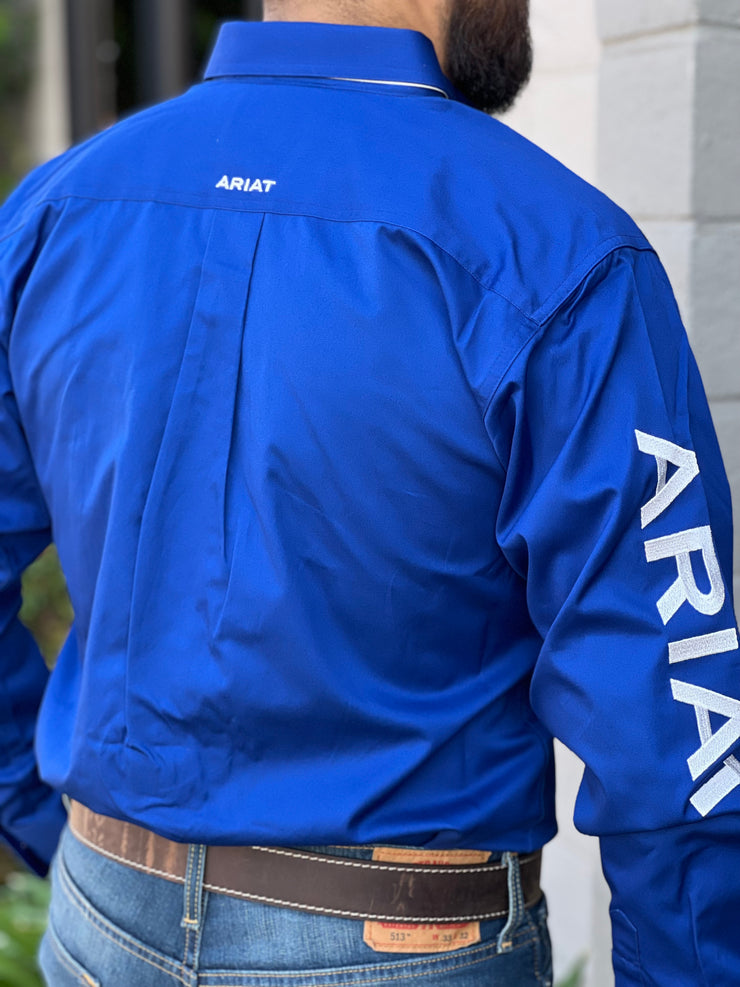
[496,851,525,952]
[181,844,207,969]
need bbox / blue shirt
[1,21,739,985]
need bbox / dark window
[66,0,263,140]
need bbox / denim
[39,825,552,987]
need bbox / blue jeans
[39,824,552,987]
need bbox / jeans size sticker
[363,920,482,954]
[362,847,491,954]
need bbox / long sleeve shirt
[1,21,739,986]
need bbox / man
[1,1,738,984]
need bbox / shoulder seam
[0,190,648,322]
[531,234,652,327]
[4,190,517,302]
[0,222,27,247]
[482,238,656,428]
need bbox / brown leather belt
[68,801,542,923]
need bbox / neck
[261,0,448,70]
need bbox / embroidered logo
[636,429,740,816]
[215,176,277,193]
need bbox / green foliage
[0,0,36,201]
[555,955,588,987]
[20,546,73,667]
[0,872,49,987]
[0,2,35,95]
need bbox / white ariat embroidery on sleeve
[671,679,740,815]
[644,526,725,624]
[635,430,699,529]
[671,680,740,780]
[690,757,740,816]
[669,628,739,664]
[636,432,739,814]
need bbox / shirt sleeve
[489,245,740,986]
[0,213,67,877]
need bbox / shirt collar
[204,21,462,102]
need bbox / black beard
[444,0,533,115]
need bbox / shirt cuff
[0,787,67,877]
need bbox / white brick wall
[691,23,740,559]
[598,29,697,218]
[505,0,600,185]
[598,0,740,40]
[30,0,71,163]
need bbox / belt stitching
[197,883,509,922]
[68,822,185,884]
[68,826,510,921]
[249,845,514,874]
[70,818,525,876]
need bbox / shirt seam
[2,192,650,478]
[529,233,650,327]
[0,190,647,323]
[9,193,507,301]
[482,240,657,471]
[0,220,33,247]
